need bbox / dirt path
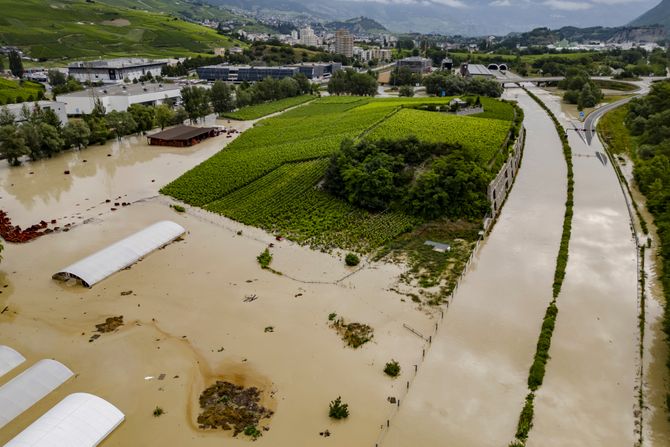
[383,88,567,447]
[526,87,638,447]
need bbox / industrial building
[396,57,433,74]
[335,29,354,58]
[68,58,167,83]
[196,63,342,82]
[55,83,181,116]
[3,101,68,125]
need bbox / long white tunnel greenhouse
[0,346,26,378]
[0,359,74,429]
[4,393,125,447]
[52,220,186,288]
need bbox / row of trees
[327,69,378,96]
[0,101,188,166]
[559,68,603,109]
[423,72,504,98]
[181,74,314,122]
[324,136,491,220]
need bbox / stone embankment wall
[488,125,525,218]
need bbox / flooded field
[0,121,438,446]
[384,88,567,446]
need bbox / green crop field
[0,78,44,104]
[222,95,315,121]
[366,109,511,164]
[0,0,243,61]
[162,96,515,251]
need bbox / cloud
[543,0,594,10]
[490,0,512,5]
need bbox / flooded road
[384,88,567,447]
[0,122,436,446]
[526,87,638,447]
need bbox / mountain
[205,0,659,35]
[324,17,387,35]
[500,25,667,47]
[0,0,244,61]
[630,0,670,29]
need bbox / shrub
[328,396,349,419]
[172,204,185,212]
[328,312,337,321]
[153,406,164,417]
[383,360,401,377]
[514,392,534,442]
[257,248,272,269]
[345,253,360,266]
[244,425,262,439]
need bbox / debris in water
[94,316,124,334]
[120,290,133,296]
[243,294,258,302]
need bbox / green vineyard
[162,96,516,251]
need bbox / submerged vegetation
[330,316,374,348]
[197,381,273,437]
[328,396,350,420]
[383,360,401,378]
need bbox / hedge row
[509,88,575,446]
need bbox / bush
[153,406,164,417]
[328,396,349,419]
[243,425,262,439]
[345,253,360,266]
[383,360,401,377]
[172,204,185,213]
[398,85,414,97]
[257,248,272,269]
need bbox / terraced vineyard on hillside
[162,96,516,251]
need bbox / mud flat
[526,87,638,447]
[384,88,567,447]
[0,123,438,445]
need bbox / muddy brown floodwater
[384,88,567,447]
[0,119,441,446]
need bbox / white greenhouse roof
[0,359,74,429]
[5,393,124,447]
[0,346,26,378]
[52,220,186,288]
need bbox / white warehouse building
[56,83,182,116]
[68,58,167,83]
[3,101,68,125]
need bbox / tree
[154,104,175,130]
[8,51,23,78]
[128,104,155,132]
[48,70,67,86]
[180,86,211,123]
[62,120,91,150]
[328,397,349,419]
[105,111,137,139]
[210,80,234,114]
[91,98,106,117]
[398,85,414,97]
[0,124,28,165]
[0,106,14,126]
[391,67,420,86]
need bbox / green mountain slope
[0,0,243,61]
[630,0,670,28]
[324,16,387,34]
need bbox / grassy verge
[0,79,44,105]
[221,95,314,120]
[509,88,575,446]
